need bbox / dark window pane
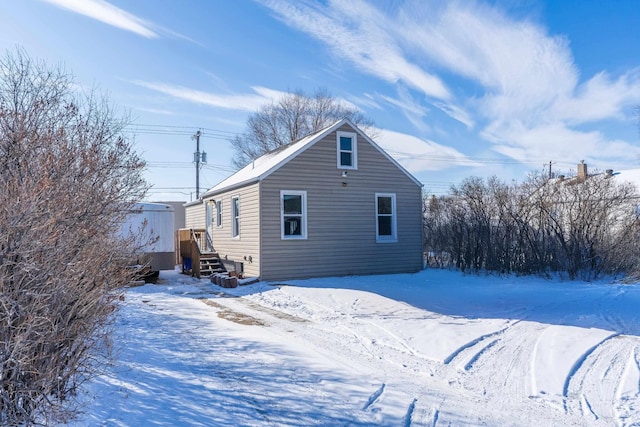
[378,216,392,236]
[340,136,352,151]
[284,217,302,235]
[340,152,352,166]
[378,197,392,214]
[232,198,239,236]
[283,194,302,214]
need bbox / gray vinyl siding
[206,182,261,278]
[259,124,423,281]
[184,201,205,228]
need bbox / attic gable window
[337,131,357,169]
[281,190,307,240]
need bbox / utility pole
[192,130,206,199]
[548,160,554,180]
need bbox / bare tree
[0,49,148,425]
[531,172,640,279]
[423,171,640,280]
[230,87,375,169]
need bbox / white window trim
[336,131,357,170]
[231,195,240,239]
[215,200,222,228]
[280,190,307,240]
[375,193,397,243]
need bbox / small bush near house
[0,49,148,425]
[424,172,640,280]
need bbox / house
[184,118,424,281]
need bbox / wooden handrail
[190,229,203,278]
[178,228,214,279]
[190,229,206,253]
[206,231,214,253]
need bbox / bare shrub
[424,172,640,280]
[0,49,147,425]
[530,172,640,279]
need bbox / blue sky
[1,0,639,201]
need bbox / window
[206,201,213,229]
[281,191,307,239]
[376,193,397,242]
[215,200,222,227]
[337,131,357,169]
[231,196,240,238]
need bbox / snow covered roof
[131,202,174,212]
[183,199,203,208]
[612,169,640,188]
[201,119,421,198]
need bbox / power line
[122,124,238,146]
[124,123,591,172]
[385,150,575,167]
[131,123,236,134]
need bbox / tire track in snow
[462,339,500,371]
[337,324,379,360]
[460,321,549,402]
[614,342,640,426]
[358,318,421,357]
[580,394,598,421]
[442,323,514,367]
[200,293,310,327]
[403,398,417,427]
[292,292,426,361]
[564,335,634,421]
[562,334,619,401]
[432,409,439,427]
[238,298,309,323]
[362,383,385,410]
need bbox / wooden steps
[199,252,225,276]
[178,228,227,278]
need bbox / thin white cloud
[348,93,383,111]
[399,1,577,102]
[433,102,474,129]
[389,87,433,135]
[380,94,426,117]
[131,81,287,112]
[250,86,290,103]
[131,81,365,118]
[41,0,158,38]
[262,0,640,171]
[376,128,480,173]
[134,107,174,116]
[393,0,640,165]
[394,0,579,125]
[260,0,450,100]
[484,121,640,170]
[551,69,640,125]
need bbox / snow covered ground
[71,269,640,426]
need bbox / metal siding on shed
[259,124,422,281]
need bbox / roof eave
[201,177,261,198]
[183,199,203,208]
